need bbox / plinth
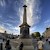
[16,38,34,50]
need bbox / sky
[0,0,50,35]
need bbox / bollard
[0,43,3,50]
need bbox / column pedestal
[16,39,34,50]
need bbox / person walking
[5,40,11,50]
[19,42,24,50]
[43,38,50,50]
[48,38,50,44]
[37,37,44,50]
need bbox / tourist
[19,42,24,50]
[46,39,48,42]
[32,38,38,50]
[48,38,50,44]
[0,38,3,50]
[44,38,50,50]
[37,37,44,50]
[5,40,11,50]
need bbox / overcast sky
[0,0,50,35]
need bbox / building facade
[43,27,50,38]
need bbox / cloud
[13,27,20,35]
[0,24,18,35]
[19,7,23,24]
[0,15,2,18]
[6,26,20,35]
[6,23,12,27]
[0,15,2,20]
[30,26,37,34]
[44,19,50,28]
[26,0,41,26]
[0,24,11,33]
[0,25,5,33]
[0,0,6,7]
[0,23,13,34]
[44,20,50,24]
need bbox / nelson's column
[17,5,34,50]
[19,5,30,38]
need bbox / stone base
[16,39,34,50]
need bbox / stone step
[19,39,33,45]
[23,46,34,50]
